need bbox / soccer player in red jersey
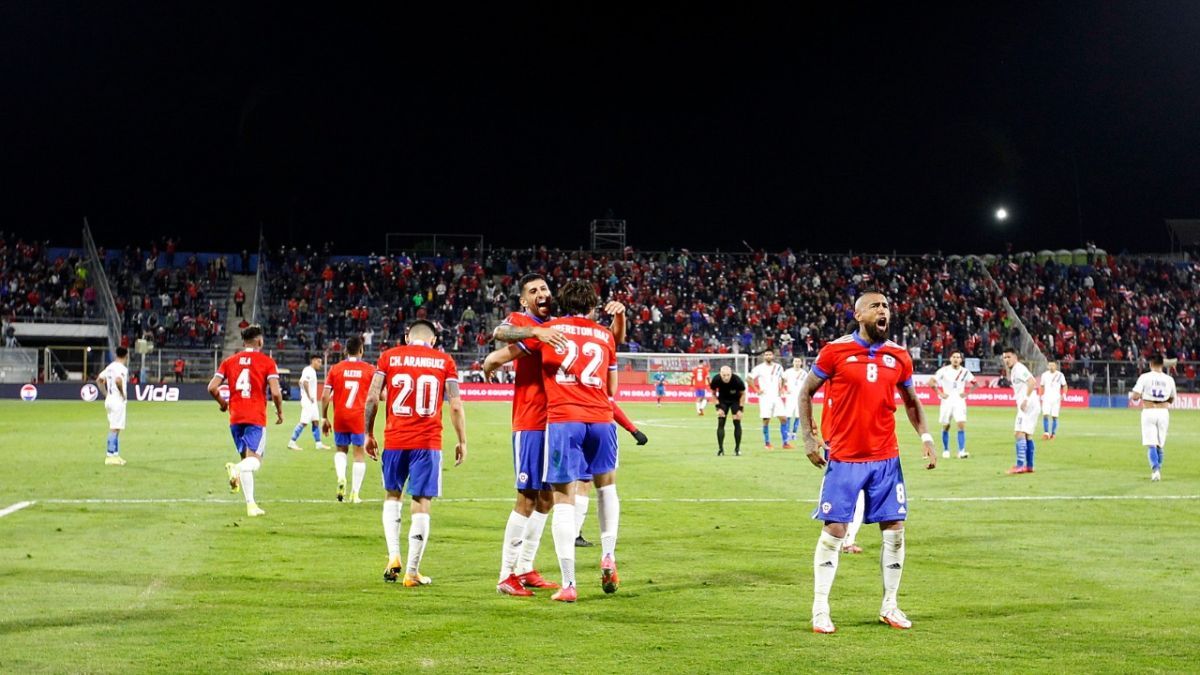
[207,325,284,517]
[365,320,466,587]
[485,274,647,597]
[692,363,710,415]
[798,291,937,634]
[321,335,373,503]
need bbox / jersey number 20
[391,373,440,417]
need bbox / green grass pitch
[0,400,1197,673]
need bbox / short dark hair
[518,273,547,294]
[1150,353,1164,366]
[951,351,963,359]
[1002,346,1018,356]
[115,346,128,358]
[242,325,264,342]
[556,280,597,316]
[346,335,364,355]
[310,353,323,363]
[408,319,437,339]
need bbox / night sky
[4,3,1198,254]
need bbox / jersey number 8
[391,373,440,417]
[866,363,878,383]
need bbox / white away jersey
[98,361,128,401]
[933,365,975,399]
[299,365,319,404]
[1009,362,1037,406]
[1040,370,1067,400]
[749,361,785,397]
[783,367,808,399]
[1133,372,1176,403]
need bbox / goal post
[614,352,749,403]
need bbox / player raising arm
[208,325,284,517]
[364,320,466,587]
[321,335,373,503]
[797,291,936,634]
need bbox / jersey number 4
[234,368,253,398]
[555,341,605,388]
[390,373,440,417]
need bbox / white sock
[352,461,366,494]
[813,530,844,616]
[382,500,403,558]
[597,484,619,559]
[236,456,260,504]
[500,511,529,581]
[333,452,348,482]
[406,512,430,574]
[696,400,703,413]
[880,528,906,612]
[574,495,590,537]
[516,510,548,575]
[552,503,577,587]
[844,491,865,547]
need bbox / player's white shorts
[1042,396,1061,418]
[938,398,967,425]
[1141,408,1170,447]
[758,394,788,419]
[300,401,321,424]
[784,394,801,418]
[105,399,126,430]
[1014,397,1041,435]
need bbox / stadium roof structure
[1166,219,1200,252]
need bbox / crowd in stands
[0,234,99,322]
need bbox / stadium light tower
[995,207,1009,222]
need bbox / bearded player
[798,291,937,633]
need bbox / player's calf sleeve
[1052,418,1058,434]
[551,503,577,587]
[106,431,119,455]
[290,423,305,441]
[1015,438,1028,466]
[941,430,950,450]
[333,452,348,481]
[1158,447,1165,467]
[1043,416,1049,433]
[501,511,529,580]
[351,461,366,493]
[813,530,844,615]
[880,528,905,612]
[311,424,321,442]
[957,430,966,450]
[780,420,789,444]
[517,510,548,575]
[406,513,430,574]
[733,419,743,447]
[382,500,403,557]
[597,484,619,559]
[574,495,590,536]
[717,416,726,448]
[1147,446,1159,470]
[1026,439,1036,468]
[762,424,770,444]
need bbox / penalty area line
[0,501,37,518]
[26,495,1200,506]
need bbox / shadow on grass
[0,608,176,636]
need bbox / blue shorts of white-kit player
[811,457,907,524]
[230,424,267,455]
[334,431,366,447]
[512,430,548,491]
[381,449,442,497]
[544,422,618,485]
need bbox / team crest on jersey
[821,502,832,514]
[882,355,897,368]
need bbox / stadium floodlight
[995,207,1009,221]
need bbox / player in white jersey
[783,357,809,443]
[1130,354,1176,481]
[931,352,976,459]
[289,354,331,450]
[1001,348,1040,474]
[1038,361,1068,440]
[96,346,130,466]
[749,350,790,449]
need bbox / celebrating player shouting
[208,325,284,517]
[365,320,467,587]
[798,291,937,634]
[321,335,372,503]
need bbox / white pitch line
[0,500,36,517]
[27,495,1200,506]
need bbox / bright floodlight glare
[995,208,1008,221]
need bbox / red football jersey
[531,316,617,424]
[810,333,914,462]
[323,357,374,434]
[504,311,549,431]
[215,349,280,426]
[692,365,710,388]
[376,343,459,450]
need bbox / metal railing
[82,218,122,355]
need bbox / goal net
[614,352,749,403]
